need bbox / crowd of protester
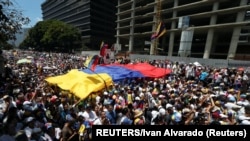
[0,49,250,141]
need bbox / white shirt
[151,110,159,125]
[93,117,102,125]
[241,120,250,125]
[96,95,101,105]
[238,115,250,125]
[79,110,97,122]
[243,74,249,81]
[24,126,41,139]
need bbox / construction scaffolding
[150,0,162,55]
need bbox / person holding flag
[100,41,109,57]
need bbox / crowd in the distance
[0,49,250,141]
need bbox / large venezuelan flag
[82,65,144,82]
[45,63,171,100]
[45,69,113,100]
[82,63,171,81]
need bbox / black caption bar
[92,125,250,140]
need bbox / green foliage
[0,0,30,44]
[1,41,14,50]
[21,20,82,52]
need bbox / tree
[21,20,82,52]
[1,41,14,50]
[0,0,30,45]
[20,20,53,51]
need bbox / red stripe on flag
[151,21,167,40]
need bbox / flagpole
[83,65,109,92]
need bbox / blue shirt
[106,111,116,125]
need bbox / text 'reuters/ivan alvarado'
[95,128,245,137]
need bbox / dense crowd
[0,49,250,141]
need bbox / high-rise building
[8,28,30,48]
[41,0,117,50]
[116,0,250,60]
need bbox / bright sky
[14,0,45,28]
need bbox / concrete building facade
[116,0,250,60]
[41,0,117,50]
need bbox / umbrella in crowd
[26,56,33,59]
[43,66,57,70]
[16,58,32,64]
[238,67,245,71]
[193,61,202,67]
